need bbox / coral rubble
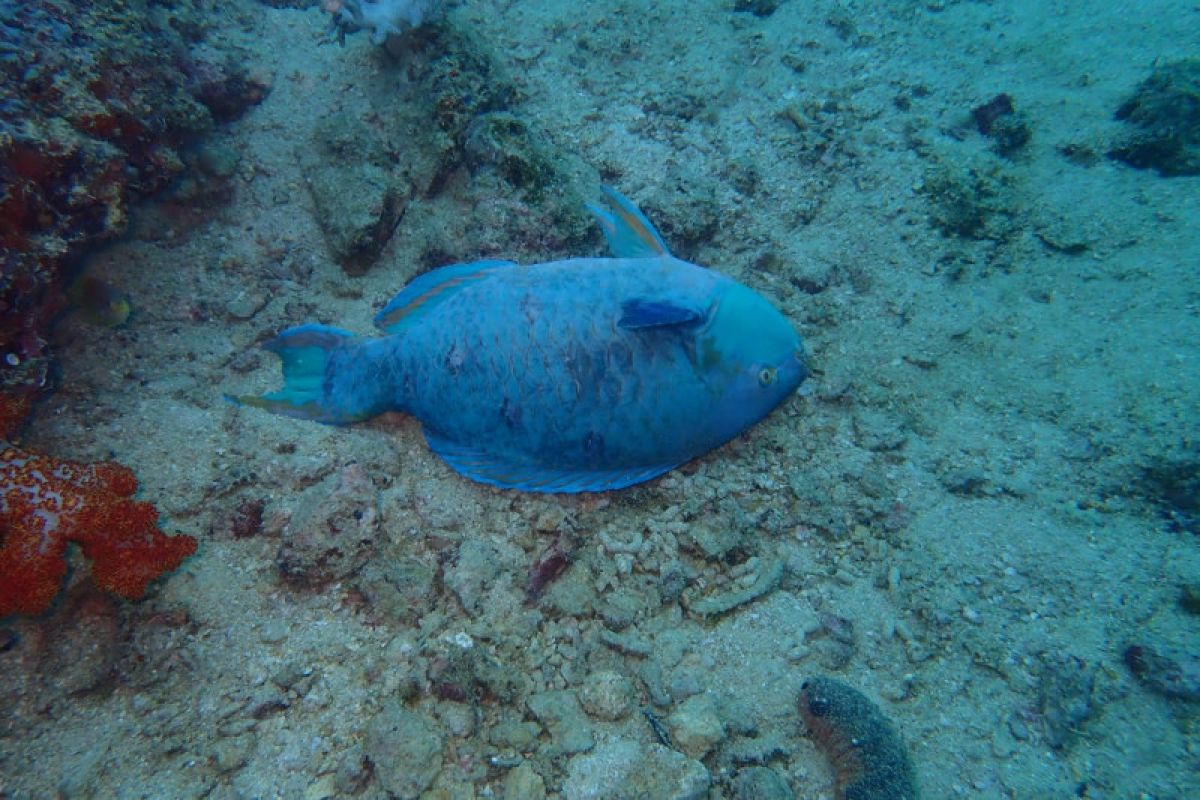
[0,445,197,618]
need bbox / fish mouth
[790,344,811,385]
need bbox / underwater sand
[3,0,1198,797]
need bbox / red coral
[0,445,197,617]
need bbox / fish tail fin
[227,324,374,425]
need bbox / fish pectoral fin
[374,259,516,335]
[423,430,680,493]
[586,185,671,259]
[618,298,705,329]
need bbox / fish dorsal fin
[374,259,515,334]
[619,298,705,329]
[423,429,680,493]
[586,185,671,259]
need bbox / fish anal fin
[423,430,678,493]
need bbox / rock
[463,112,558,202]
[731,766,794,800]
[527,690,594,755]
[436,701,476,737]
[852,409,908,452]
[211,498,265,540]
[304,774,337,800]
[596,589,644,631]
[363,703,445,800]
[334,744,371,795]
[428,635,521,704]
[562,739,709,800]
[668,694,727,760]
[541,562,596,617]
[1124,642,1200,703]
[489,718,543,751]
[809,612,857,671]
[734,0,782,17]
[578,670,635,721]
[725,732,791,766]
[277,464,379,587]
[1181,583,1200,615]
[1036,653,1098,749]
[1136,453,1199,536]
[487,719,544,753]
[212,733,253,774]
[1110,58,1200,176]
[39,592,121,696]
[599,628,653,658]
[300,112,405,274]
[503,761,546,800]
[186,43,271,122]
[224,289,267,321]
[194,142,241,179]
[258,619,288,645]
[55,737,108,798]
[445,538,518,615]
[355,557,437,624]
[920,159,1017,241]
[680,521,744,560]
[970,93,1031,158]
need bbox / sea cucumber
[688,557,785,618]
[798,676,919,800]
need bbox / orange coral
[0,445,197,617]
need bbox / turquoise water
[1,1,1197,797]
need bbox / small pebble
[1179,584,1200,615]
[579,671,635,721]
[217,718,257,737]
[259,620,289,644]
[887,566,902,592]
[503,762,547,800]
[668,694,727,760]
[212,734,253,772]
[1007,714,1031,741]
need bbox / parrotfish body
[234,187,808,492]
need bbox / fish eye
[758,367,777,387]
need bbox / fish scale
[232,187,808,493]
[403,259,703,442]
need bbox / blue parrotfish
[232,187,809,493]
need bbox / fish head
[698,282,808,438]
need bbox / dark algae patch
[1110,58,1200,176]
[799,677,919,800]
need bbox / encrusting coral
[0,445,197,618]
